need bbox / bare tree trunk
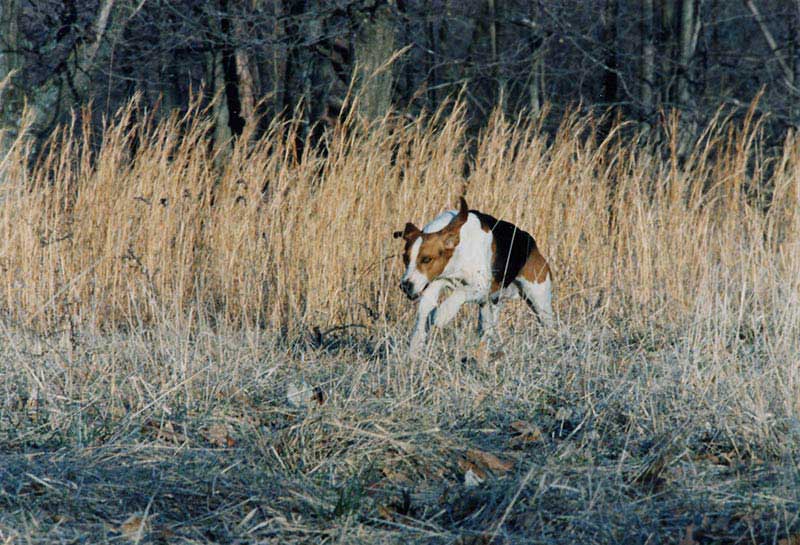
[234,22,258,130]
[793,0,800,123]
[488,0,504,108]
[268,0,287,117]
[601,0,619,107]
[66,0,117,103]
[30,0,116,139]
[795,1,800,86]
[658,0,676,105]
[677,0,696,109]
[210,51,232,150]
[0,0,22,128]
[745,0,797,92]
[675,0,701,156]
[516,12,545,116]
[529,47,545,115]
[354,4,395,120]
[640,0,655,127]
[432,1,462,107]
[425,12,438,108]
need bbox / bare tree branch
[743,0,798,92]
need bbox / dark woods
[2,0,800,150]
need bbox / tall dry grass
[0,98,797,340]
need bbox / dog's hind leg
[517,275,554,327]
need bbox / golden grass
[1,98,797,341]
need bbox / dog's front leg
[477,301,500,340]
[409,281,443,358]
[432,289,469,328]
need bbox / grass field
[0,99,799,543]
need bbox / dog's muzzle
[400,279,430,300]
[400,279,420,300]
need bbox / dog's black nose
[400,280,420,300]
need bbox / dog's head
[393,197,469,300]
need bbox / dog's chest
[442,216,494,293]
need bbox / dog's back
[469,210,536,288]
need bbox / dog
[394,197,553,357]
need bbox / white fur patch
[439,214,494,299]
[423,210,458,233]
[517,273,554,326]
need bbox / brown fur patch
[396,223,422,267]
[415,230,458,280]
[401,235,420,266]
[520,247,551,284]
[397,198,469,280]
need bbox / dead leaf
[286,381,306,408]
[457,458,487,478]
[509,421,543,445]
[466,448,514,473]
[20,481,46,496]
[458,458,487,488]
[509,421,529,434]
[141,419,187,444]
[204,423,235,447]
[779,535,800,545]
[697,452,721,464]
[49,513,70,524]
[118,514,149,541]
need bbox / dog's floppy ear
[394,222,421,241]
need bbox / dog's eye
[420,256,432,264]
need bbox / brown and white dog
[394,197,553,356]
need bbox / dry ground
[1,312,799,544]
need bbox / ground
[1,314,798,544]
